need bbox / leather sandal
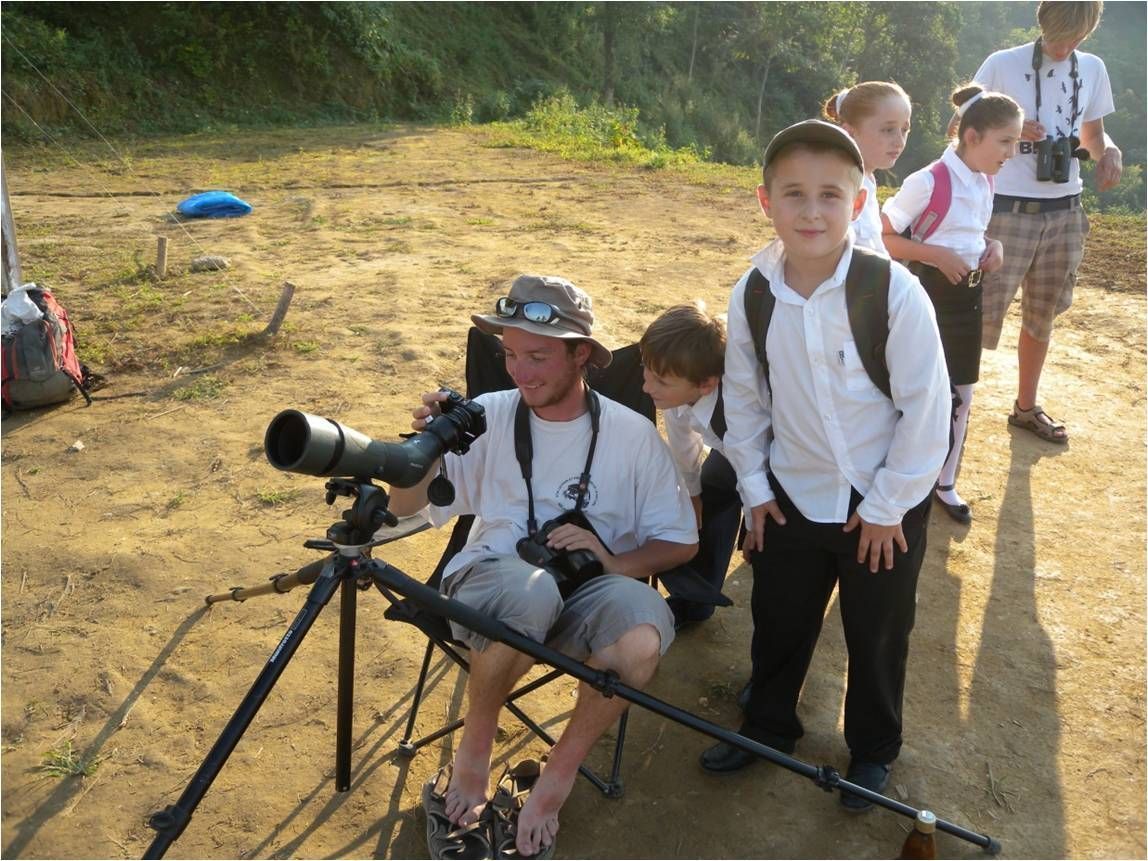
[934,484,972,525]
[1008,401,1068,444]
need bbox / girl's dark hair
[950,83,1023,143]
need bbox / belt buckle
[1022,201,1042,215]
[967,269,983,288]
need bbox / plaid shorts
[980,205,1090,349]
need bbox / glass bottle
[899,809,937,859]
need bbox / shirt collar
[749,234,855,302]
[689,387,719,427]
[941,145,978,187]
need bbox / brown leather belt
[993,194,1081,215]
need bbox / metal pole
[1,156,23,296]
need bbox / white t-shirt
[427,388,698,581]
[851,173,887,255]
[662,388,724,497]
[974,43,1115,198]
[882,146,994,269]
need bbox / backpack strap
[743,267,775,392]
[708,379,727,440]
[909,160,952,243]
[844,248,893,400]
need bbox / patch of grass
[382,239,412,254]
[166,491,188,510]
[380,216,414,227]
[40,740,103,778]
[256,488,297,506]
[293,340,320,354]
[465,216,495,226]
[173,375,226,401]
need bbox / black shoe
[736,679,753,712]
[839,761,892,813]
[700,740,758,773]
[934,485,972,525]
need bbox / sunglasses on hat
[494,297,565,325]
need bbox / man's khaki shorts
[441,555,676,660]
[981,205,1090,349]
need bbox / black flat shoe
[934,484,972,525]
[700,740,758,773]
[839,761,892,812]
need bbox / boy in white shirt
[639,303,740,627]
[699,120,951,813]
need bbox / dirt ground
[1,125,1145,860]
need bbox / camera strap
[514,386,601,535]
[1031,38,1080,132]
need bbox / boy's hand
[742,501,786,559]
[1095,146,1123,192]
[843,513,908,573]
[927,247,972,285]
[544,523,615,572]
[1021,119,1047,142]
[979,240,1004,274]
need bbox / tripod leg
[335,575,357,791]
[144,557,345,859]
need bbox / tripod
[144,478,1002,858]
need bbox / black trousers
[741,476,931,764]
[667,450,742,623]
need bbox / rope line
[2,36,262,312]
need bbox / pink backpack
[909,161,995,242]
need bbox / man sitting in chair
[387,274,697,858]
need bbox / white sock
[938,384,974,507]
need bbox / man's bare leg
[445,641,534,827]
[515,624,662,856]
[1017,328,1051,412]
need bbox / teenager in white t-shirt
[972,1,1122,444]
[822,81,913,255]
[882,85,1023,524]
[388,275,697,858]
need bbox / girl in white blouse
[822,81,913,255]
[881,84,1023,524]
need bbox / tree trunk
[755,52,774,142]
[687,3,699,87]
[602,2,616,106]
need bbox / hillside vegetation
[1,1,1144,210]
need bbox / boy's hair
[822,81,911,127]
[949,84,1023,142]
[640,302,726,384]
[1037,1,1103,43]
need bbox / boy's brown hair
[640,302,726,384]
[1037,1,1103,43]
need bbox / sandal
[423,764,495,860]
[1008,401,1069,444]
[488,760,554,860]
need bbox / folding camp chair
[384,326,660,797]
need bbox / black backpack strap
[743,267,775,393]
[708,379,727,440]
[844,248,893,400]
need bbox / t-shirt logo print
[555,476,599,509]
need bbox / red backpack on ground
[2,284,92,414]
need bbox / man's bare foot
[444,756,490,827]
[515,761,577,857]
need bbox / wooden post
[155,236,168,280]
[260,282,296,338]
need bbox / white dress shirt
[851,173,887,255]
[722,236,951,527]
[663,388,724,497]
[882,146,994,269]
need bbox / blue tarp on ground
[177,191,252,218]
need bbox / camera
[516,510,604,595]
[1035,135,1083,184]
[264,388,486,487]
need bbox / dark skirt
[909,262,983,386]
